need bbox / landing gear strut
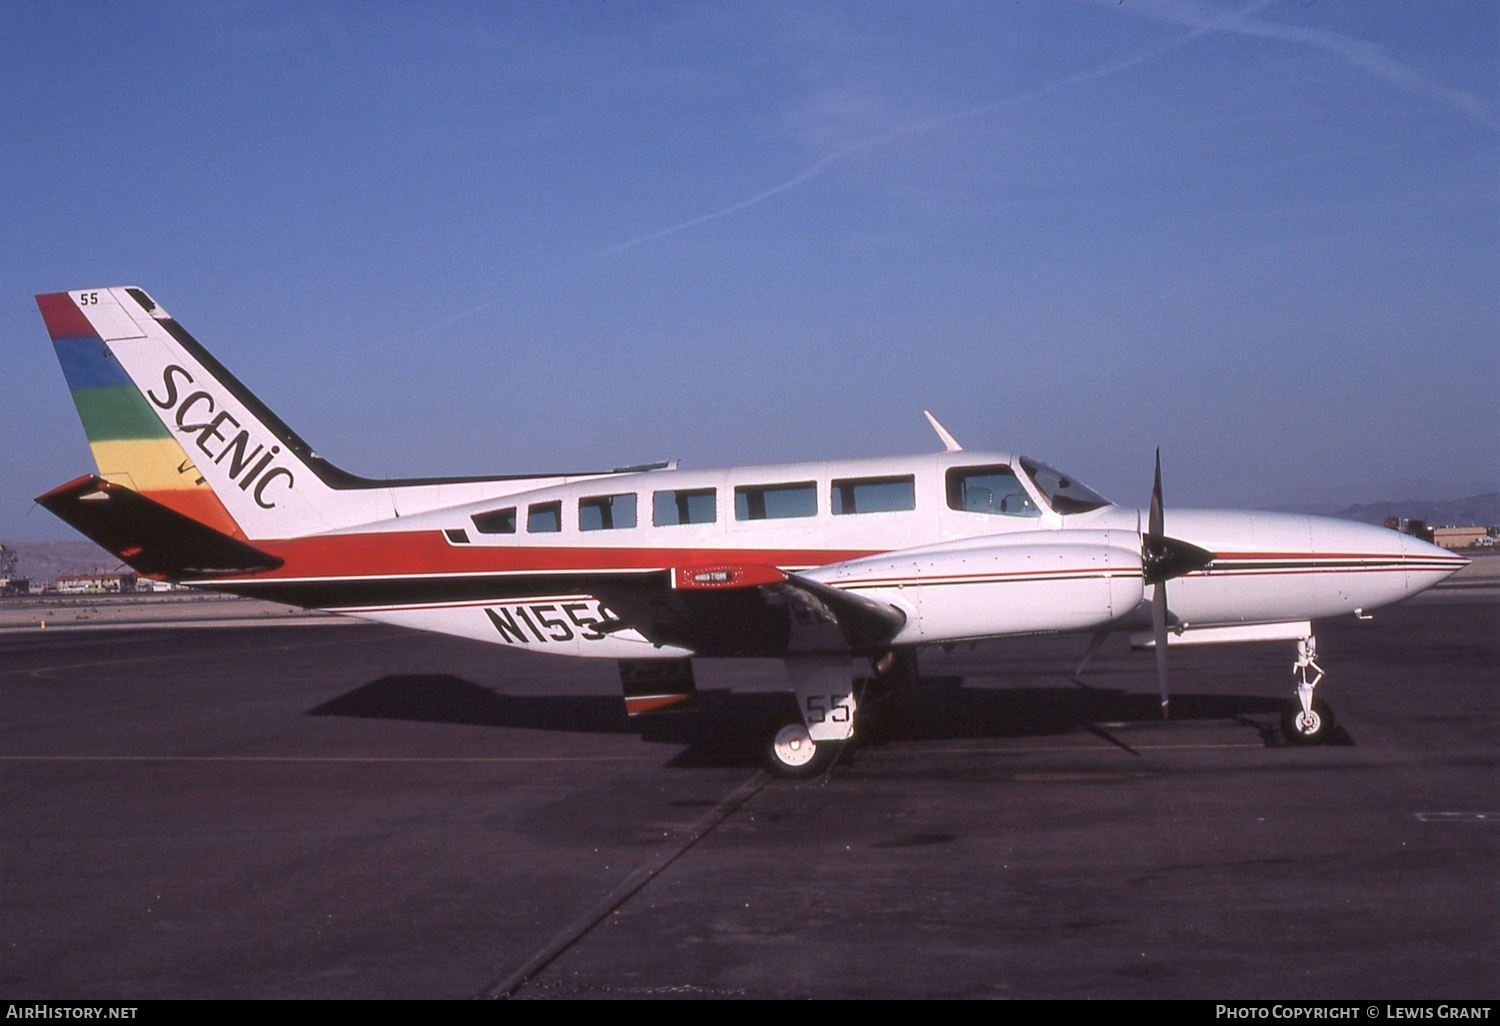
[760,654,857,779]
[1281,635,1335,745]
[760,650,919,779]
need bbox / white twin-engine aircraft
[36,287,1466,776]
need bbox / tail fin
[37,287,388,539]
[38,289,249,537]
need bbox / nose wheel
[1281,696,1335,744]
[1282,636,1335,745]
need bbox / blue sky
[3,0,1496,541]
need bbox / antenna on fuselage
[923,411,963,452]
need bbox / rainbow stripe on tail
[37,292,243,538]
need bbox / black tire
[1281,698,1335,746]
[761,715,839,779]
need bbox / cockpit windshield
[1019,457,1110,515]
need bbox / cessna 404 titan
[34,287,1466,776]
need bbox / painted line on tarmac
[1130,742,1267,750]
[898,741,1265,756]
[0,616,348,634]
[1083,722,1139,754]
[479,772,770,1000]
[0,754,653,764]
[1,629,387,679]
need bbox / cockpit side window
[1019,457,1109,515]
[945,466,1041,517]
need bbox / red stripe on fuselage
[228,533,1464,586]
[249,531,873,581]
[1209,550,1465,565]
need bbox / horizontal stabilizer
[35,476,284,580]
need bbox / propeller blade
[1152,580,1170,718]
[1141,450,1216,585]
[1149,448,1164,549]
[1143,448,1186,719]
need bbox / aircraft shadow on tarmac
[307,673,1315,769]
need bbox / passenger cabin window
[527,500,562,533]
[831,475,916,515]
[471,507,517,534]
[579,493,637,531]
[946,466,1040,517]
[735,482,816,521]
[653,488,716,526]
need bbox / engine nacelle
[805,531,1145,645]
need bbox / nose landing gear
[1281,635,1336,745]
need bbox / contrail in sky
[1125,0,1497,130]
[600,1,1276,257]
[378,1,1487,348]
[603,0,1492,257]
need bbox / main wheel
[761,716,838,779]
[1281,698,1335,746]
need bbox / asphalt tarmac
[1,595,1495,999]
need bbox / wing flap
[775,572,907,652]
[592,565,906,657]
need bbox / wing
[591,563,907,658]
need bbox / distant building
[1392,519,1435,543]
[137,579,182,593]
[1432,526,1488,549]
[55,572,137,594]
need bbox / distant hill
[2,540,124,584]
[1286,493,1500,528]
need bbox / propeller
[1141,449,1216,718]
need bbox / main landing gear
[1281,635,1336,745]
[761,713,841,778]
[759,650,918,779]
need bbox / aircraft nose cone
[1304,515,1465,610]
[1398,530,1470,597]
